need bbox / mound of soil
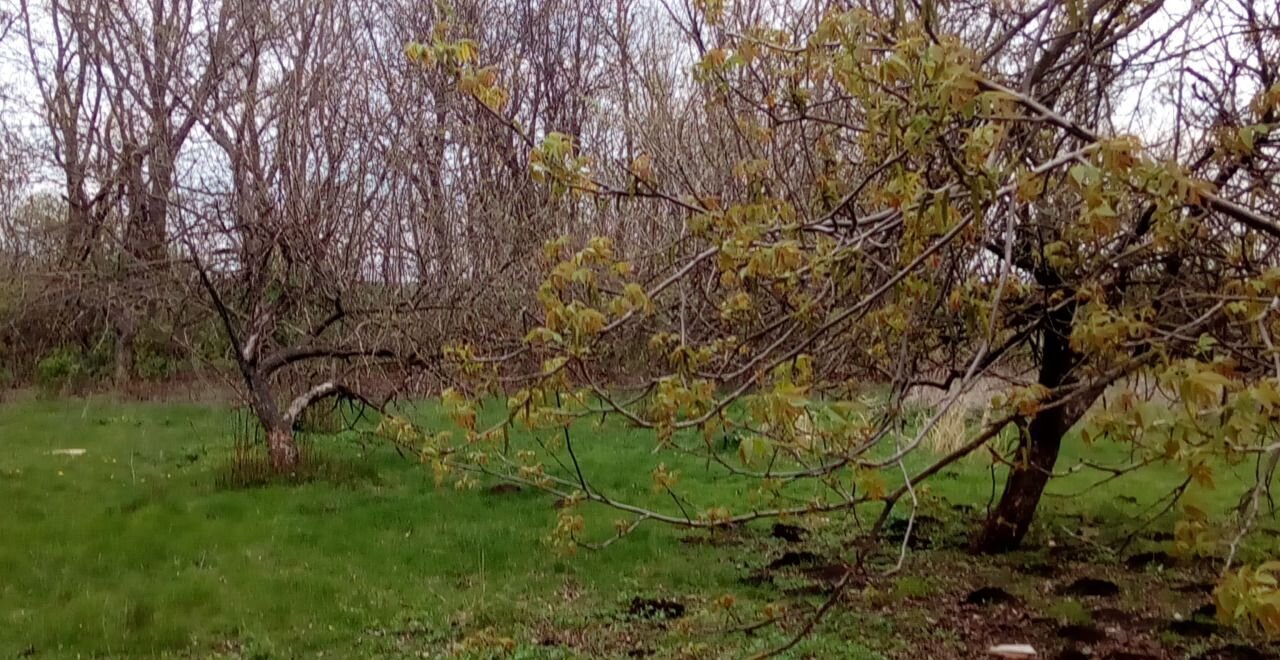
[628,597,684,620]
[964,586,1018,606]
[1126,552,1175,570]
[767,551,824,570]
[771,523,806,543]
[1059,577,1120,598]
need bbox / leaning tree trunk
[972,303,1088,553]
[245,373,301,473]
[971,395,1078,552]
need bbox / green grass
[0,397,867,658]
[0,395,1274,658]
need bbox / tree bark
[972,302,1084,553]
[970,399,1076,552]
[246,373,300,473]
[266,424,300,472]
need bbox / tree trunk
[266,424,300,472]
[245,373,300,473]
[63,189,91,265]
[110,299,137,385]
[114,320,135,385]
[970,402,1076,552]
[972,302,1082,553]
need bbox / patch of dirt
[767,551,824,570]
[771,522,806,543]
[1017,562,1059,578]
[1175,581,1217,594]
[1126,551,1176,570]
[531,619,666,658]
[1058,623,1108,644]
[1092,607,1138,624]
[627,597,685,620]
[1192,603,1217,619]
[807,536,1261,660]
[738,570,773,588]
[781,583,834,597]
[1165,618,1219,638]
[485,483,522,496]
[1059,577,1121,598]
[1192,644,1275,660]
[604,517,1280,660]
[800,563,852,583]
[965,586,1019,606]
[881,515,943,550]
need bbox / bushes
[134,344,177,382]
[30,332,184,393]
[34,347,102,394]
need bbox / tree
[85,0,232,382]
[177,0,432,470]
[417,0,1280,561]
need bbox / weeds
[214,408,374,489]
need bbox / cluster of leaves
[1216,562,1280,639]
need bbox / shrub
[35,347,88,394]
[134,345,176,382]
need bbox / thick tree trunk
[63,191,91,265]
[246,376,300,473]
[972,302,1083,553]
[266,424,300,472]
[971,402,1076,552]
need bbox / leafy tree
[410,0,1280,572]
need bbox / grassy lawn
[1,395,1275,659]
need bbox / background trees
[2,0,655,464]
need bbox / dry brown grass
[924,404,972,455]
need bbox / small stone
[988,644,1037,658]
